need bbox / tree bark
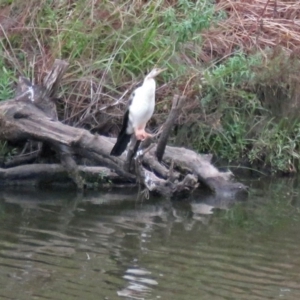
[156,95,186,162]
[0,164,123,188]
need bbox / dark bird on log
[110,68,166,156]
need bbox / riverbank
[1,0,300,173]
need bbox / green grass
[175,49,300,173]
[2,0,215,78]
[0,56,14,101]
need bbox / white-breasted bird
[110,68,166,156]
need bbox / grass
[175,48,300,173]
[0,56,14,101]
[1,0,300,173]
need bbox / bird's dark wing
[110,109,132,156]
[110,88,139,156]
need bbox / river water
[0,177,300,300]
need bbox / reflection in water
[0,178,300,299]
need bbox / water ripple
[0,184,300,299]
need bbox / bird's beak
[157,68,167,74]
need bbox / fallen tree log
[0,59,247,198]
[0,98,246,196]
[0,164,125,188]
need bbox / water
[0,177,300,300]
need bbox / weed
[0,141,17,165]
[162,0,214,45]
[185,48,300,173]
[0,57,14,101]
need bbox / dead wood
[12,60,85,189]
[159,146,245,194]
[0,164,121,188]
[156,95,186,162]
[3,150,40,168]
[124,135,140,172]
[0,59,247,198]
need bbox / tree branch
[156,95,186,162]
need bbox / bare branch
[156,95,186,162]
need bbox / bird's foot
[142,132,153,141]
[135,130,152,141]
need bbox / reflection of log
[0,59,247,198]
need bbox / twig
[3,150,40,168]
[43,59,69,98]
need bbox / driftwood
[0,59,247,198]
[0,164,124,188]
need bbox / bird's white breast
[127,78,156,133]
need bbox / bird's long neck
[142,77,156,99]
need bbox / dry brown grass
[201,0,300,60]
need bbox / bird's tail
[110,132,131,156]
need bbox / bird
[110,67,166,156]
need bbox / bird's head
[146,67,167,79]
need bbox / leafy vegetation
[1,0,300,173]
